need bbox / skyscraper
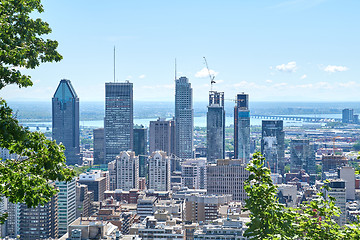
[234,93,250,162]
[149,118,175,155]
[105,81,133,163]
[55,179,76,237]
[290,139,315,174]
[175,76,193,159]
[133,126,148,179]
[261,120,285,174]
[133,126,147,156]
[148,151,171,191]
[93,128,105,165]
[207,91,225,163]
[52,79,80,165]
[116,151,139,191]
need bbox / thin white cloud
[273,83,288,88]
[324,65,349,73]
[293,81,332,90]
[195,67,219,78]
[275,61,297,73]
[266,79,273,83]
[139,74,146,79]
[338,81,357,88]
[300,74,307,79]
[296,83,313,88]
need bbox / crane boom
[203,57,216,91]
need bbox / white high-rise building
[340,166,355,200]
[175,76,193,159]
[325,179,346,226]
[148,151,171,191]
[116,151,139,191]
[56,179,76,237]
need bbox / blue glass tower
[52,79,80,165]
[234,93,250,162]
[207,91,225,163]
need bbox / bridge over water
[251,114,341,122]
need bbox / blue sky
[1,0,359,102]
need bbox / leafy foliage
[0,0,74,223]
[0,0,62,89]
[244,152,360,239]
[0,100,75,207]
[244,152,296,239]
[72,164,92,176]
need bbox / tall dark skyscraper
[52,79,80,165]
[133,126,147,156]
[93,128,105,165]
[207,91,225,163]
[105,81,133,163]
[175,76,193,159]
[261,120,285,174]
[234,93,250,162]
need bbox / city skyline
[0,1,359,102]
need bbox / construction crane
[332,136,342,155]
[203,57,216,91]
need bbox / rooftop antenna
[203,57,216,91]
[113,46,116,83]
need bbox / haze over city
[1,0,359,102]
[3,0,360,239]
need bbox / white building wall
[340,166,355,200]
[148,151,170,191]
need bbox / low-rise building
[194,217,248,240]
[130,216,184,239]
[184,194,232,223]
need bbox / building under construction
[322,154,348,172]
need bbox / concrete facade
[148,151,171,191]
[207,159,249,202]
[116,151,139,191]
